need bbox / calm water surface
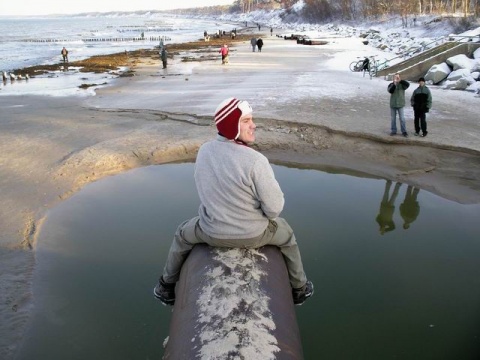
[17,163,480,359]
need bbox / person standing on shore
[160,47,168,69]
[61,47,68,63]
[219,44,229,65]
[387,73,410,137]
[270,27,273,36]
[410,77,432,137]
[153,97,314,307]
[256,38,264,52]
[250,37,257,52]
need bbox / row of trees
[338,0,480,19]
[231,0,480,20]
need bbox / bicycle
[349,56,376,78]
[349,57,370,73]
[369,58,390,77]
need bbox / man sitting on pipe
[153,97,314,306]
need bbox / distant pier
[23,36,172,43]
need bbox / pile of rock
[424,48,480,93]
[359,28,443,56]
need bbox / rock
[471,59,480,73]
[447,68,474,82]
[446,54,476,71]
[473,47,480,59]
[465,81,480,93]
[443,77,474,90]
[425,62,451,84]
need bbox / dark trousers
[414,110,427,134]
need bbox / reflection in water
[400,185,420,229]
[376,180,401,234]
[376,181,421,234]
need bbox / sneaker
[153,277,176,306]
[402,132,408,137]
[389,132,396,136]
[292,280,314,306]
[422,131,428,137]
[414,132,419,136]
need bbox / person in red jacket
[219,44,229,65]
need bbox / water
[0,14,236,72]
[17,163,480,359]
[0,14,238,97]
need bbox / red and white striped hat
[214,97,252,140]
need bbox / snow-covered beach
[1,7,480,359]
[1,5,479,95]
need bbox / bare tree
[463,0,472,16]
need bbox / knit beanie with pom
[214,97,252,140]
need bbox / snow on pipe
[164,244,303,360]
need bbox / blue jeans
[390,107,407,134]
[162,216,307,289]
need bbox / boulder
[465,81,480,93]
[443,74,475,90]
[446,54,476,71]
[471,59,480,73]
[474,47,480,59]
[425,62,451,84]
[447,68,474,82]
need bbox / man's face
[237,114,256,144]
[394,74,400,82]
[419,80,425,87]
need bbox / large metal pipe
[164,244,303,359]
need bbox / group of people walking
[388,73,433,137]
[217,36,266,65]
[250,37,264,52]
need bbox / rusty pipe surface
[164,244,303,359]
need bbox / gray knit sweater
[195,135,284,239]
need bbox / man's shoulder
[202,139,264,158]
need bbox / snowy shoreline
[2,8,479,97]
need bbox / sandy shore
[1,28,480,358]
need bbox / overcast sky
[0,0,234,16]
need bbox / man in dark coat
[256,38,264,52]
[160,47,168,69]
[410,77,432,137]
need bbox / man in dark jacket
[256,38,264,52]
[160,47,168,69]
[410,77,432,137]
[388,73,410,137]
[61,47,68,63]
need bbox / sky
[0,0,234,16]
